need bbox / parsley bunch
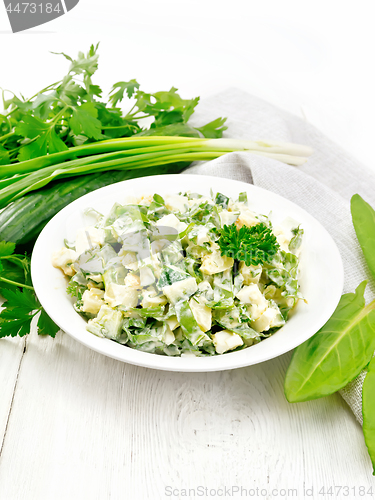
[0,241,58,338]
[216,222,280,266]
[0,43,227,165]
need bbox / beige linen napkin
[184,88,375,424]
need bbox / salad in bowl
[52,190,304,357]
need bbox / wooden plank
[0,337,25,455]
[0,330,374,500]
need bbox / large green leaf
[351,194,375,281]
[363,356,375,475]
[285,281,375,402]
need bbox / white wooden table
[1,2,375,498]
[0,330,374,499]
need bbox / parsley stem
[124,111,151,121]
[1,255,25,264]
[0,277,34,290]
[130,114,152,120]
[28,81,62,101]
[0,131,15,143]
[4,108,17,119]
[0,255,28,272]
[124,103,137,119]
[3,81,62,119]
[12,137,39,157]
[49,105,69,126]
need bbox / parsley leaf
[216,222,280,266]
[32,92,58,120]
[0,243,31,288]
[0,241,16,257]
[18,129,68,161]
[196,117,228,139]
[109,80,140,106]
[56,43,100,77]
[0,288,38,338]
[15,115,68,160]
[0,317,33,338]
[0,240,59,338]
[57,78,85,106]
[37,309,59,337]
[15,115,50,139]
[0,145,10,165]
[1,287,39,309]
[69,102,103,141]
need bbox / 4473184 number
[5,2,61,13]
[318,486,373,496]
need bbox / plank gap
[0,336,27,461]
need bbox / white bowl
[31,174,344,372]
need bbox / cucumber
[0,163,188,246]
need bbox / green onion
[0,136,312,209]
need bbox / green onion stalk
[0,136,313,209]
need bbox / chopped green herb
[216,222,280,266]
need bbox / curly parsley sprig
[216,222,280,266]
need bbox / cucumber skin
[0,163,188,246]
